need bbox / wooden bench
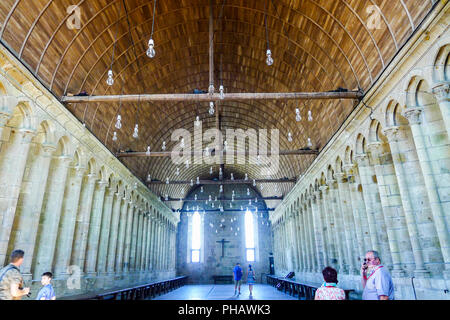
[267,275,354,300]
[212,275,233,284]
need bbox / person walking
[361,250,394,300]
[314,267,346,300]
[36,272,56,300]
[0,250,30,300]
[233,263,243,295]
[246,264,256,297]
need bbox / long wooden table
[266,275,354,300]
[87,276,188,300]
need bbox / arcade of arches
[0,1,449,300]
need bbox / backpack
[0,265,19,283]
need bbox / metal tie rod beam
[117,149,319,158]
[162,196,284,202]
[148,178,296,185]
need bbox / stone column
[403,107,450,277]
[0,96,18,143]
[96,186,115,275]
[123,203,135,272]
[143,214,150,271]
[432,82,450,138]
[293,209,303,272]
[354,154,393,269]
[368,141,412,276]
[130,208,139,271]
[53,165,85,278]
[135,210,143,271]
[335,173,356,274]
[382,126,429,277]
[299,207,309,272]
[305,197,318,272]
[0,128,35,266]
[70,174,97,273]
[84,180,108,276]
[327,180,346,273]
[319,186,338,269]
[115,198,129,273]
[107,193,122,275]
[311,191,327,270]
[33,155,72,278]
[9,143,56,278]
[141,213,148,271]
[148,216,155,271]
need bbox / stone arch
[98,165,107,182]
[406,76,437,109]
[87,157,97,175]
[7,100,36,131]
[368,119,381,142]
[344,146,354,165]
[54,136,72,157]
[433,44,450,83]
[335,156,343,173]
[319,172,326,186]
[327,165,334,182]
[32,119,57,146]
[385,99,408,127]
[0,79,8,95]
[355,133,367,154]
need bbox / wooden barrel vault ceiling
[0,0,434,210]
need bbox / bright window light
[191,211,201,262]
[245,209,255,262]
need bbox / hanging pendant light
[295,108,302,122]
[200,186,204,193]
[245,173,248,181]
[106,69,114,86]
[210,166,213,175]
[266,49,274,66]
[220,185,223,193]
[132,124,139,139]
[190,179,194,186]
[230,173,234,180]
[147,38,156,58]
[253,179,256,187]
[195,116,201,127]
[194,194,197,200]
[307,138,313,148]
[219,85,225,100]
[112,131,118,142]
[247,188,250,196]
[147,174,151,182]
[308,110,313,122]
[115,115,122,129]
[209,195,212,202]
[176,167,180,176]
[165,194,168,201]
[162,141,166,151]
[185,160,189,169]
[196,177,200,184]
[146,146,151,156]
[288,132,293,142]
[209,101,215,115]
[165,177,169,184]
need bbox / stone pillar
[319,186,338,269]
[123,203,135,272]
[305,197,318,272]
[97,186,115,275]
[354,154,393,269]
[70,174,97,273]
[0,96,18,143]
[299,206,310,272]
[32,155,72,278]
[327,180,346,273]
[368,141,413,275]
[107,193,122,275]
[143,214,150,271]
[148,216,155,271]
[135,210,143,272]
[403,107,450,276]
[130,208,139,271]
[53,165,85,278]
[9,143,56,278]
[84,180,108,276]
[293,209,303,272]
[335,173,356,274]
[141,213,148,271]
[432,82,450,138]
[311,191,327,270]
[382,126,429,277]
[0,128,34,266]
[115,198,129,273]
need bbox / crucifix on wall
[216,238,230,258]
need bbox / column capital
[334,172,347,183]
[432,82,450,102]
[382,126,400,142]
[354,153,369,167]
[54,155,73,165]
[367,141,383,156]
[318,185,328,192]
[96,180,109,188]
[343,162,356,174]
[41,143,57,156]
[86,173,98,183]
[402,107,423,125]
[17,128,36,143]
[73,165,86,178]
[326,179,336,188]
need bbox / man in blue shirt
[36,272,56,300]
[361,250,394,300]
[233,263,243,295]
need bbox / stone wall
[271,3,450,300]
[0,44,179,299]
[176,183,273,284]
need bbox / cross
[216,238,230,258]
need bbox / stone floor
[152,284,298,300]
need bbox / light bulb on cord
[295,108,302,122]
[288,132,293,142]
[209,102,215,115]
[200,186,204,193]
[245,173,248,180]
[147,38,156,58]
[210,167,213,175]
[253,179,256,187]
[307,138,313,148]
[112,131,117,142]
[147,174,151,182]
[219,85,225,100]
[230,173,234,180]
[115,115,122,129]
[165,194,168,201]
[247,188,250,196]
[195,116,201,127]
[308,110,313,122]
[106,69,114,86]
[266,49,274,66]
[132,124,139,139]
[190,179,194,186]
[196,177,200,184]
[165,177,169,184]
[146,146,151,156]
[162,141,166,151]
[176,167,179,176]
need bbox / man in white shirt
[361,250,394,300]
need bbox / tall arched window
[191,211,201,262]
[245,209,255,262]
